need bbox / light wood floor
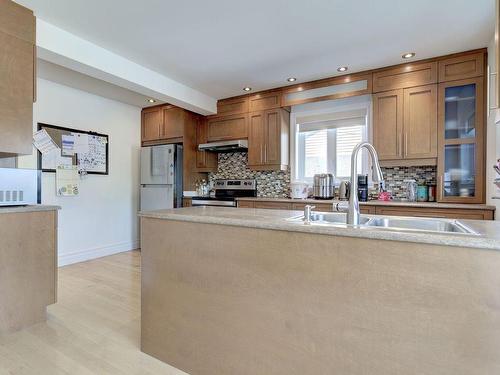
[0,251,187,375]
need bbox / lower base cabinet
[236,200,494,220]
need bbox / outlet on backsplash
[208,153,290,198]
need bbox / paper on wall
[61,134,75,156]
[33,129,58,155]
[72,133,89,154]
[56,165,79,196]
[42,148,74,170]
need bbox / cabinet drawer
[360,206,376,214]
[254,201,292,210]
[249,90,282,112]
[438,53,484,82]
[375,206,492,220]
[373,62,437,93]
[216,96,249,116]
[207,113,248,142]
[237,201,255,208]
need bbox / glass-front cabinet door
[437,77,484,203]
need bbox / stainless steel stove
[191,179,257,207]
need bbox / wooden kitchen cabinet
[438,53,484,83]
[0,0,35,155]
[372,61,437,93]
[207,113,248,142]
[195,117,217,172]
[373,85,437,165]
[142,107,163,143]
[216,96,249,116]
[253,201,292,210]
[373,90,404,161]
[437,77,485,203]
[248,108,289,171]
[403,85,437,159]
[248,89,282,112]
[161,106,185,140]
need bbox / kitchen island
[0,205,59,332]
[140,207,500,375]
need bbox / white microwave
[0,168,40,206]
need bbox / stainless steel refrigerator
[140,144,183,211]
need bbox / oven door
[191,199,236,207]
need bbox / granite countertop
[234,197,496,210]
[139,207,500,251]
[0,205,61,214]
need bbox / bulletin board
[37,123,109,175]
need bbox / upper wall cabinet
[438,53,484,82]
[248,90,282,112]
[216,96,249,116]
[372,62,438,93]
[373,85,437,165]
[248,108,289,171]
[195,118,217,172]
[0,0,35,155]
[206,113,248,142]
[142,107,163,143]
[161,106,185,140]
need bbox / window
[295,108,368,182]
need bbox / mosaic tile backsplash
[377,166,437,199]
[209,152,436,200]
[208,152,290,198]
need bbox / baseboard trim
[58,240,140,267]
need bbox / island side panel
[0,210,57,332]
[141,217,500,375]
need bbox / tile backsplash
[208,152,290,198]
[380,166,436,199]
[209,152,436,200]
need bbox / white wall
[487,39,500,218]
[18,78,141,265]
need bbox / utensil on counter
[313,174,335,199]
[338,180,350,200]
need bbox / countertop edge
[139,209,500,252]
[0,205,61,214]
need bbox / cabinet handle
[264,146,267,163]
[404,133,408,157]
[33,44,37,103]
[260,145,263,163]
[399,133,403,157]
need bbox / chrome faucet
[333,142,384,225]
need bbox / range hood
[198,140,248,152]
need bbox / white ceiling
[17,0,496,100]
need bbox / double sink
[288,212,479,235]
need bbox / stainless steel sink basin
[364,217,479,235]
[288,212,371,225]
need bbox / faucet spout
[333,142,384,225]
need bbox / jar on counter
[427,184,436,202]
[417,185,428,202]
[404,179,417,202]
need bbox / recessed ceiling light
[243,87,252,92]
[402,52,416,59]
[337,66,348,72]
[146,98,156,103]
[287,77,297,82]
